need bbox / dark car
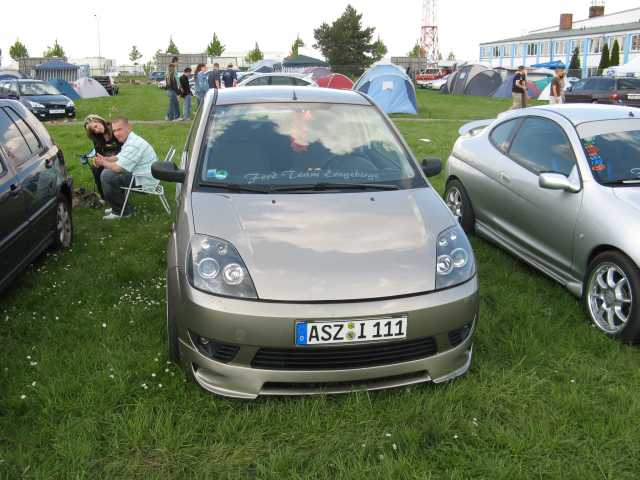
[92,75,119,96]
[149,71,166,82]
[0,99,73,293]
[0,80,76,121]
[564,76,640,107]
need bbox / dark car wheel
[166,273,180,363]
[444,179,475,234]
[585,251,640,343]
[53,195,73,249]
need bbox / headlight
[186,235,257,299]
[66,100,75,108]
[436,226,475,289]
[28,101,45,109]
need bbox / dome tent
[47,78,80,100]
[446,64,501,96]
[354,63,406,90]
[493,74,541,99]
[355,67,417,115]
[74,77,109,99]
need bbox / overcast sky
[1,0,639,66]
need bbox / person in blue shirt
[221,64,238,88]
[194,63,209,107]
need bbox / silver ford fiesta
[445,104,640,342]
[153,86,478,398]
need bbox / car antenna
[292,90,298,101]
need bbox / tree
[407,41,423,58]
[166,36,179,55]
[290,35,305,57]
[569,47,581,78]
[9,39,28,61]
[610,39,620,67]
[372,37,387,62]
[447,51,456,61]
[245,42,264,63]
[43,39,65,58]
[313,5,382,76]
[206,33,225,57]
[129,45,142,64]
[598,43,610,72]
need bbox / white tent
[73,77,109,99]
[605,56,640,76]
[538,83,551,101]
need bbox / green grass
[2,87,640,479]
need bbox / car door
[499,116,583,277]
[0,110,29,285]
[566,79,591,104]
[593,77,615,103]
[3,106,58,245]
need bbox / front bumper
[31,106,76,120]
[169,267,479,399]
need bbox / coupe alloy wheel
[587,263,633,334]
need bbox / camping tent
[47,79,80,100]
[74,77,109,99]
[354,63,406,90]
[445,64,502,96]
[282,55,328,68]
[303,66,332,80]
[493,74,542,99]
[606,56,640,76]
[34,60,79,82]
[538,83,552,101]
[355,71,417,115]
[316,74,354,90]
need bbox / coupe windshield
[19,82,61,96]
[579,120,640,184]
[198,103,422,190]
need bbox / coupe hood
[24,94,71,105]
[191,190,454,302]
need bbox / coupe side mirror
[539,172,580,193]
[421,157,442,177]
[152,161,186,183]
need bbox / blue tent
[493,74,541,99]
[47,78,80,100]
[355,72,418,115]
[531,60,566,69]
[354,63,407,90]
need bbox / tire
[592,99,598,104]
[53,195,73,250]
[584,251,640,343]
[444,179,475,234]
[166,272,180,363]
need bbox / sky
[1,0,639,67]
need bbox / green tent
[282,55,329,68]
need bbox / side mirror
[421,157,442,177]
[539,172,580,193]
[152,161,186,183]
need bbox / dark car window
[18,81,60,96]
[489,119,520,154]
[595,78,615,91]
[571,79,587,91]
[271,76,294,86]
[8,82,18,96]
[0,108,33,166]
[247,76,270,86]
[508,117,576,176]
[4,107,41,154]
[0,83,7,96]
[292,78,311,86]
[617,78,640,90]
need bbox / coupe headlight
[28,101,45,109]
[66,100,75,108]
[436,226,475,289]
[186,235,257,299]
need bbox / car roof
[528,104,640,126]
[250,72,311,78]
[214,86,371,106]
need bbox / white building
[479,3,640,75]
[70,57,115,76]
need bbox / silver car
[152,86,478,399]
[237,73,317,87]
[445,104,640,342]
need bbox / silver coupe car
[445,104,640,342]
[152,86,479,399]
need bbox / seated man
[94,117,158,219]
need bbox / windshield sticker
[582,138,606,172]
[243,170,381,185]
[206,169,229,180]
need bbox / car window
[247,76,270,86]
[18,81,60,96]
[292,78,310,86]
[0,83,6,95]
[508,117,576,176]
[584,79,599,90]
[617,78,640,90]
[4,107,42,154]
[270,76,294,86]
[0,152,6,177]
[490,119,520,154]
[571,79,587,91]
[595,78,615,91]
[8,82,18,96]
[0,108,33,166]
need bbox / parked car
[0,80,76,121]
[149,71,166,82]
[92,75,119,96]
[564,76,640,106]
[445,104,640,342]
[0,99,73,293]
[426,75,450,91]
[152,86,478,398]
[416,69,449,89]
[237,73,317,87]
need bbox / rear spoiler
[458,119,495,137]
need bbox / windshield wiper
[269,182,401,193]
[201,182,270,193]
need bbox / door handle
[499,172,511,184]
[9,184,21,197]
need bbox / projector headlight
[436,226,475,289]
[28,101,45,109]
[66,100,75,108]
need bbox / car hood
[613,187,640,213]
[191,189,454,301]
[23,94,71,105]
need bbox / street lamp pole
[94,14,102,74]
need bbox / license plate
[49,109,65,114]
[628,94,640,100]
[295,317,407,346]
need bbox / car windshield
[19,82,61,96]
[198,102,423,191]
[578,119,640,184]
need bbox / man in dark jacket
[208,63,221,89]
[179,67,192,120]
[222,64,238,88]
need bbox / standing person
[549,69,566,105]
[194,63,208,107]
[208,63,221,90]
[221,64,238,88]
[83,114,123,201]
[511,66,528,110]
[165,63,181,121]
[179,67,192,120]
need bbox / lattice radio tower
[420,0,439,67]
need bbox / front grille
[251,337,438,370]
[190,331,239,363]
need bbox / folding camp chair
[119,146,175,218]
